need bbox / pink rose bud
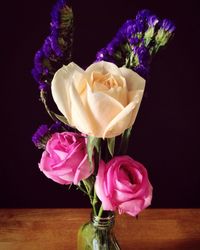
[95,155,153,216]
[39,132,92,185]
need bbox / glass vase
[77,211,121,250]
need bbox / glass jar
[77,211,121,250]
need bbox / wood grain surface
[0,209,199,250]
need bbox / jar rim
[92,211,115,228]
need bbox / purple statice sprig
[32,124,50,149]
[32,121,70,149]
[153,19,176,53]
[32,0,73,126]
[96,9,175,79]
[32,0,73,91]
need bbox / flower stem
[82,180,94,207]
[92,190,98,216]
[76,184,89,196]
[40,90,57,122]
[97,204,103,218]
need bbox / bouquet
[32,0,175,248]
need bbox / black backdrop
[1,0,199,208]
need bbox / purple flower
[134,46,149,61]
[32,125,50,149]
[134,64,149,78]
[49,121,64,133]
[42,37,52,58]
[136,9,152,20]
[135,9,152,32]
[95,8,175,80]
[51,0,68,28]
[32,0,73,90]
[132,46,150,77]
[106,37,121,56]
[32,121,68,149]
[50,31,63,57]
[153,18,176,53]
[160,19,176,33]
[33,50,45,73]
[32,50,51,90]
[129,37,139,45]
[135,20,145,33]
[31,68,48,90]
[147,15,159,27]
[122,20,137,38]
[96,48,109,61]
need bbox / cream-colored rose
[51,61,145,138]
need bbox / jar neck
[91,211,115,228]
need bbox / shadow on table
[120,239,200,250]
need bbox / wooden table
[0,209,199,250]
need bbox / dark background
[1,0,199,208]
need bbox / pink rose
[95,155,152,216]
[39,132,91,185]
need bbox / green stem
[76,185,89,196]
[82,180,93,206]
[40,90,57,122]
[97,205,103,218]
[82,179,99,216]
[92,190,98,216]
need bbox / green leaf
[82,176,95,197]
[107,137,115,157]
[87,136,101,167]
[53,113,69,125]
[40,90,70,125]
[119,127,132,155]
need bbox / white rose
[51,61,145,138]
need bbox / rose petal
[90,72,128,106]
[86,61,123,76]
[95,160,115,211]
[86,84,124,137]
[69,80,95,136]
[114,189,137,203]
[118,199,145,216]
[120,66,145,92]
[39,160,72,185]
[51,62,84,125]
[73,154,91,184]
[103,98,138,138]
